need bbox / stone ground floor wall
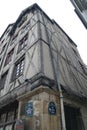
[17,86,61,130]
[0,85,87,130]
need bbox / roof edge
[0,24,14,40]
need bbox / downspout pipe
[40,12,66,130]
[49,40,66,130]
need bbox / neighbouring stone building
[0,3,87,130]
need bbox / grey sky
[0,0,87,64]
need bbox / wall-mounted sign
[25,102,33,117]
[15,119,24,130]
[48,102,56,115]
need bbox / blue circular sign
[25,102,33,117]
[48,102,56,115]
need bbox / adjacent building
[0,3,87,130]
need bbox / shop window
[4,49,14,66]
[64,105,84,130]
[7,111,15,122]
[12,57,25,81]
[18,33,28,52]
[0,71,8,90]
[0,101,18,130]
[0,113,6,123]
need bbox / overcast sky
[0,0,87,64]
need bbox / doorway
[64,105,85,130]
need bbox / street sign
[25,102,33,117]
[48,102,56,115]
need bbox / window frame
[0,71,8,90]
[12,56,25,81]
[18,33,28,53]
[4,49,14,66]
[0,101,18,130]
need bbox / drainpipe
[40,12,66,130]
[49,39,66,130]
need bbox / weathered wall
[37,10,87,97]
[18,86,61,130]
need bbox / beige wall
[18,86,61,130]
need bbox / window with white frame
[12,56,25,81]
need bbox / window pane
[7,111,14,122]
[12,57,25,80]
[4,49,14,66]
[0,113,6,123]
[18,33,28,52]
[0,71,8,90]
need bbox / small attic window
[18,15,27,28]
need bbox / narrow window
[18,33,28,52]
[4,49,14,66]
[12,57,25,81]
[0,71,8,90]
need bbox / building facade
[0,3,87,130]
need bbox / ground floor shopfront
[0,86,86,130]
